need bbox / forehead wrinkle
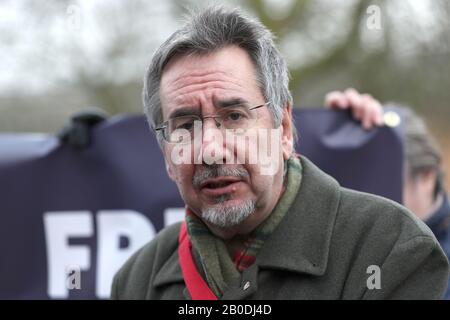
[161,60,263,118]
[170,81,244,101]
[170,70,248,92]
[164,74,252,108]
[162,72,242,105]
[167,86,246,113]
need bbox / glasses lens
[217,107,254,130]
[166,116,200,143]
[163,106,260,143]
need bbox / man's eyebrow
[167,98,248,119]
[215,98,249,108]
[168,106,200,119]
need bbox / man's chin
[199,199,256,228]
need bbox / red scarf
[178,222,218,300]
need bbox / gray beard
[192,164,254,227]
[201,198,256,228]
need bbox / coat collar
[256,156,341,276]
[153,244,184,287]
[153,155,341,287]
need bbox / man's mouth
[200,177,243,197]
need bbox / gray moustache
[192,165,249,189]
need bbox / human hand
[324,88,384,129]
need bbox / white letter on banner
[96,210,155,298]
[43,212,93,298]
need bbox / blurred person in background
[326,88,450,299]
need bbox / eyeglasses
[155,102,270,144]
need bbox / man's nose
[201,118,229,165]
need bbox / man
[111,6,449,299]
[326,88,450,299]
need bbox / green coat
[111,156,449,299]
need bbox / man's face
[159,45,293,233]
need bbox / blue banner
[0,109,403,299]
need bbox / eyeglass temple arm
[250,101,271,111]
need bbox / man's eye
[172,118,196,131]
[178,122,194,130]
[227,112,244,121]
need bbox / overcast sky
[0,0,446,95]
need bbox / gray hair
[142,5,296,144]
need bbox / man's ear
[281,103,294,160]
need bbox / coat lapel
[256,156,341,276]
